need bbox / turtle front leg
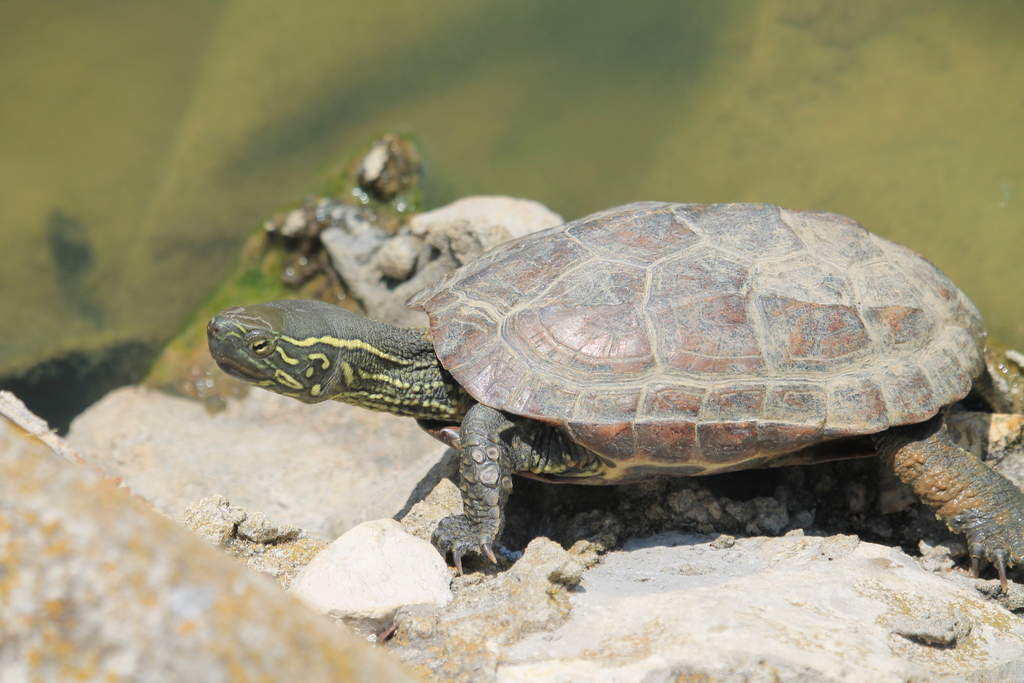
[432,403,603,573]
[875,412,1024,592]
[432,404,513,572]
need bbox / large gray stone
[66,385,446,538]
[0,391,421,683]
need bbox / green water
[1,0,1022,379]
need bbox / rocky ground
[4,379,1024,682]
[56,379,1024,682]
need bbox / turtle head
[208,299,469,419]
[207,300,354,403]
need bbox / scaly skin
[875,411,1024,591]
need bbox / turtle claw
[994,549,1009,593]
[965,534,1019,593]
[452,551,464,576]
[968,543,1010,593]
[970,542,985,579]
[432,514,498,574]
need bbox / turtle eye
[249,337,276,358]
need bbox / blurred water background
[1,0,1022,425]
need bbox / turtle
[207,202,1024,587]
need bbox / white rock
[289,519,452,636]
[499,533,1024,682]
[280,207,310,238]
[409,195,563,255]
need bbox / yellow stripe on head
[274,369,305,391]
[308,353,331,369]
[339,361,355,387]
[280,335,412,365]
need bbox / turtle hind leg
[874,411,1024,592]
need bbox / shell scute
[429,305,499,370]
[566,202,700,264]
[677,203,802,258]
[574,386,642,425]
[756,422,825,457]
[752,257,853,308]
[863,305,932,347]
[500,369,575,424]
[451,342,525,409]
[641,383,706,419]
[759,297,872,369]
[879,361,936,425]
[696,421,759,464]
[412,232,588,314]
[703,385,766,422]
[919,335,975,403]
[657,294,765,374]
[508,264,655,374]
[635,421,698,462]
[782,208,885,268]
[566,421,636,460]
[650,253,764,375]
[825,373,890,436]
[762,383,827,424]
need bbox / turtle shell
[407,202,986,478]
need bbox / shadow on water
[46,209,105,326]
